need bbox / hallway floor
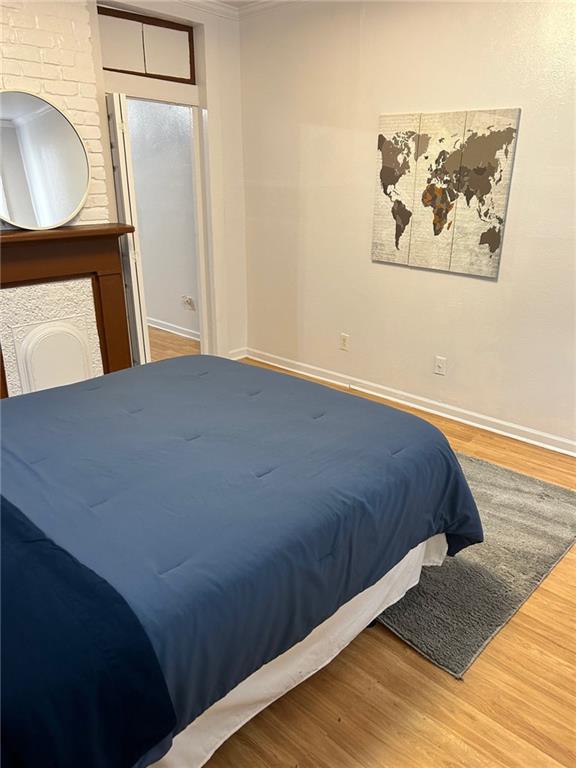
[148,326,200,362]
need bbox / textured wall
[0,279,103,395]
[0,0,110,224]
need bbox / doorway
[108,94,206,364]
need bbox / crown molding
[176,1,238,20]
[237,1,287,17]
[175,0,287,21]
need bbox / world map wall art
[371,108,520,278]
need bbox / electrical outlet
[434,355,447,376]
[182,295,196,311]
[339,332,350,352]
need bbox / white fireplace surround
[0,279,103,396]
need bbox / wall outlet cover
[182,295,196,311]
[434,355,447,375]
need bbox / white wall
[240,1,576,452]
[0,122,36,222]
[0,0,111,224]
[18,105,88,225]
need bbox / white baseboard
[148,318,200,342]
[237,347,576,457]
[228,347,249,360]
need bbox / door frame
[107,89,215,361]
[107,92,150,364]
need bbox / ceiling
[0,92,51,124]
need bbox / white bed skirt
[153,534,447,768]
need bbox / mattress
[1,355,482,765]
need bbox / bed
[1,355,482,767]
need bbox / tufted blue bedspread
[1,496,176,768]
[1,355,482,764]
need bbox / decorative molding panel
[13,317,95,395]
[0,279,103,396]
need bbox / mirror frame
[0,89,91,231]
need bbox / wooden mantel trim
[0,223,134,245]
[0,223,135,398]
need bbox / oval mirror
[0,91,90,230]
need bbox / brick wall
[0,0,110,224]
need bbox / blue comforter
[1,496,176,768]
[1,355,482,765]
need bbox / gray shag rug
[377,454,576,678]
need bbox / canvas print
[371,108,520,278]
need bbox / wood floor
[150,331,576,767]
[148,326,200,362]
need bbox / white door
[107,94,210,363]
[107,92,150,364]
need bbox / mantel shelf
[0,223,134,245]
[0,221,134,398]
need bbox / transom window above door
[97,7,195,84]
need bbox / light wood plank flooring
[148,326,200,362]
[208,358,576,768]
[146,335,575,766]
